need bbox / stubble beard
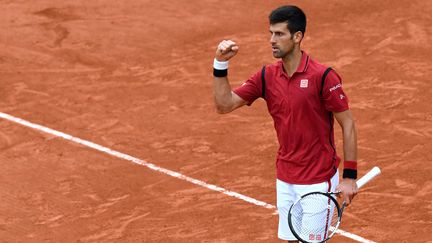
[272,50,283,58]
[272,46,285,58]
[272,47,293,59]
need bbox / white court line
[0,112,376,243]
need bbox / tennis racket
[288,166,381,243]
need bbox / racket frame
[288,191,343,243]
[286,166,381,242]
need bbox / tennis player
[212,5,358,242]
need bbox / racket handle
[356,166,381,189]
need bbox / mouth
[272,46,279,52]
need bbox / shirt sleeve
[232,69,262,105]
[321,69,349,112]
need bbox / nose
[270,34,276,44]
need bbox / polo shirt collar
[278,51,310,77]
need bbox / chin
[272,49,287,58]
[272,52,284,58]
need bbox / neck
[282,47,302,77]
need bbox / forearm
[341,118,358,180]
[338,120,359,203]
[342,120,357,161]
[213,76,235,113]
[334,110,358,179]
[212,40,245,113]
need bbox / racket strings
[289,193,340,243]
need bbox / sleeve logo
[329,83,341,92]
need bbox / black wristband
[213,68,228,77]
[343,169,357,179]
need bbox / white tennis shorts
[276,171,339,241]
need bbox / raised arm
[213,40,248,114]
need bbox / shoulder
[306,56,342,81]
[307,56,331,74]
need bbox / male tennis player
[212,5,358,242]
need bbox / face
[269,22,302,58]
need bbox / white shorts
[276,171,339,241]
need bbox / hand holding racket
[288,166,381,243]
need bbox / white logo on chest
[300,79,309,88]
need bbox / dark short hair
[269,5,306,35]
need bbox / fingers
[343,192,352,205]
[336,190,351,205]
[336,182,358,206]
[336,191,352,205]
[215,40,239,62]
[218,40,238,54]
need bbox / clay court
[0,0,431,242]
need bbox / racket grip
[356,166,381,189]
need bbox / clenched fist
[215,40,239,62]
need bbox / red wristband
[344,160,357,170]
[343,161,357,179]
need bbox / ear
[293,31,304,44]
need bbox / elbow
[215,108,225,114]
[215,104,233,114]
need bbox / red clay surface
[1,0,431,242]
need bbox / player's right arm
[213,40,248,114]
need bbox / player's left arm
[334,109,358,205]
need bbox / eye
[269,31,285,38]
